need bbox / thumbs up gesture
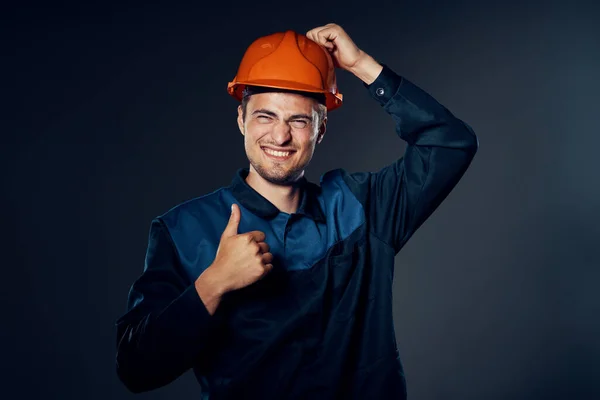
[209,204,274,293]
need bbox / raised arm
[306,24,478,253]
[343,55,479,253]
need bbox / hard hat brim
[229,79,327,97]
[228,79,343,111]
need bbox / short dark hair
[240,85,327,125]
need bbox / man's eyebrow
[289,113,313,120]
[252,109,313,120]
[252,109,278,117]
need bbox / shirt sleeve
[342,63,479,254]
[115,218,219,393]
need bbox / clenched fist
[306,23,364,71]
[210,203,274,293]
[306,23,383,85]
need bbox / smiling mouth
[262,147,295,159]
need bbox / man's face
[237,91,327,185]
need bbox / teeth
[264,148,291,157]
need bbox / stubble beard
[249,155,304,185]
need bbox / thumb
[222,203,241,237]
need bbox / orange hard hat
[227,30,343,111]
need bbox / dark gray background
[3,1,599,399]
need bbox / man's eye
[257,115,271,122]
[291,120,308,128]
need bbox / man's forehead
[248,91,317,113]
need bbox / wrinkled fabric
[115,64,479,399]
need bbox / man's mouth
[262,147,295,160]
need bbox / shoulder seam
[154,216,189,282]
[159,187,227,219]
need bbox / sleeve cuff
[177,283,214,330]
[153,282,216,348]
[363,63,403,107]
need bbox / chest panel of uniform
[164,172,365,282]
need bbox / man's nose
[270,122,292,144]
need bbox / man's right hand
[208,203,274,293]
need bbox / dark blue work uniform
[115,64,479,399]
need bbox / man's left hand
[306,23,365,71]
[306,23,383,85]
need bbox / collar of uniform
[229,168,325,222]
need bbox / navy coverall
[115,64,479,399]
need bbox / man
[115,24,478,399]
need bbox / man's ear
[237,105,244,135]
[317,117,327,144]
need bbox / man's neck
[245,168,303,215]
